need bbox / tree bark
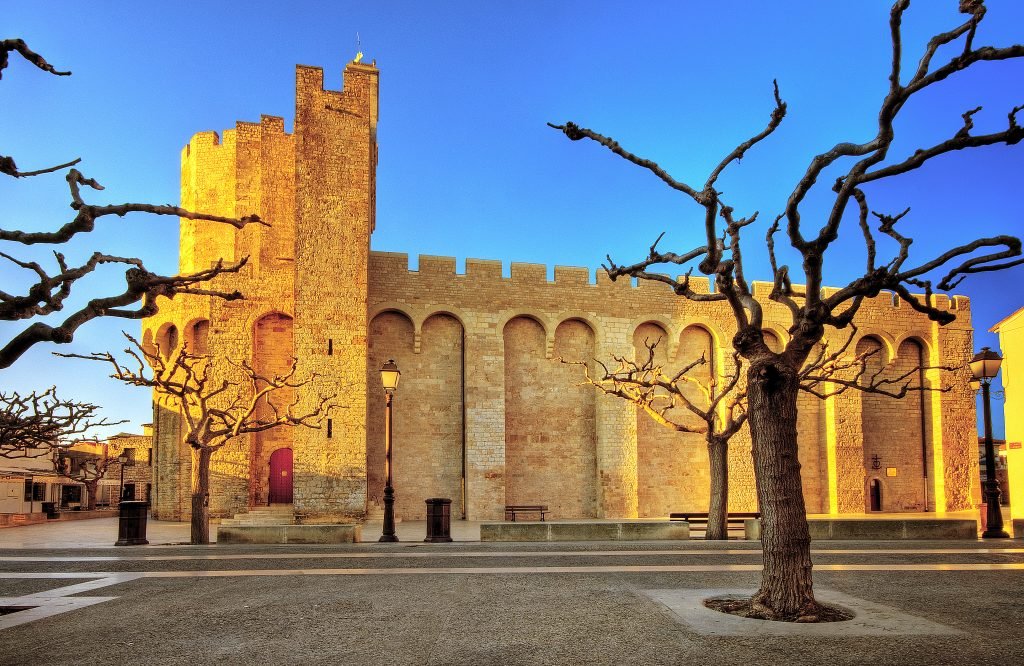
[746,355,820,619]
[706,436,729,540]
[190,447,212,545]
[83,479,98,511]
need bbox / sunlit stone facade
[143,61,981,523]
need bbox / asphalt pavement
[1,534,1023,665]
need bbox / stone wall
[143,59,982,524]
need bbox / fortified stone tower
[144,60,378,523]
[292,62,378,520]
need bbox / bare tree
[51,443,118,511]
[550,2,1022,620]
[0,39,266,369]
[59,335,334,544]
[562,342,746,540]
[0,387,123,459]
[564,327,953,542]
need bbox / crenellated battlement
[367,251,965,313]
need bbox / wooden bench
[504,505,549,522]
[669,512,760,528]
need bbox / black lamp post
[117,452,129,503]
[379,359,401,543]
[970,346,1009,539]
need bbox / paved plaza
[1,518,1023,665]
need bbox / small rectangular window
[32,482,46,502]
[24,479,32,501]
[327,418,333,439]
[327,339,333,356]
[147,448,153,466]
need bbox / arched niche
[366,310,422,520]
[250,313,295,507]
[503,316,597,518]
[156,323,179,359]
[634,322,708,518]
[762,329,784,353]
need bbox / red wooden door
[269,448,293,504]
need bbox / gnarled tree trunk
[190,447,212,545]
[706,435,729,540]
[83,479,99,511]
[746,355,819,619]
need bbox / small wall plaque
[886,467,897,477]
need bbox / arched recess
[504,316,598,518]
[762,329,784,353]
[858,335,890,511]
[366,311,415,518]
[251,313,294,506]
[157,323,179,359]
[185,319,210,355]
[635,322,710,517]
[368,312,465,520]
[891,338,931,510]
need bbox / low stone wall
[0,509,118,528]
[480,521,689,542]
[217,524,361,544]
[744,517,978,540]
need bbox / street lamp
[117,452,129,503]
[379,359,401,543]
[970,346,1009,539]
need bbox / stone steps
[220,504,295,527]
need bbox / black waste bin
[115,500,150,546]
[41,502,59,519]
[424,497,453,543]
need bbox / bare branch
[0,39,70,79]
[0,387,124,459]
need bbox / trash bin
[41,502,59,519]
[424,497,453,543]
[115,500,150,546]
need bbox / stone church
[142,60,980,524]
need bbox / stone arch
[856,329,897,363]
[156,322,179,359]
[761,328,784,353]
[866,474,891,511]
[184,318,211,356]
[503,316,597,518]
[678,324,715,368]
[894,332,933,364]
[893,337,931,511]
[555,313,602,348]
[633,320,672,362]
[422,306,469,331]
[634,322,707,518]
[250,313,295,507]
[366,310,416,518]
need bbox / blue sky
[2,1,1022,439]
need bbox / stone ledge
[1013,519,1023,539]
[744,518,978,540]
[480,521,689,542]
[217,524,361,544]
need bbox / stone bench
[217,524,361,544]
[480,520,689,542]
[743,517,978,541]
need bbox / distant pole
[981,381,1008,538]
[379,360,401,543]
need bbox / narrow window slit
[327,418,333,438]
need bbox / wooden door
[269,448,293,504]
